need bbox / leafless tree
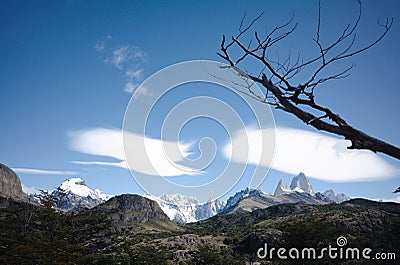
[218,1,400,160]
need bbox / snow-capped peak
[58,178,111,201]
[52,178,113,212]
[222,188,264,212]
[323,189,351,203]
[146,193,225,223]
[293,186,305,193]
[159,193,199,206]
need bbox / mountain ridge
[147,193,225,223]
[44,173,351,222]
[220,172,349,214]
[6,168,350,223]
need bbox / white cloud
[94,40,105,52]
[124,82,136,93]
[393,196,400,203]
[69,128,124,160]
[105,45,130,69]
[104,44,146,71]
[68,128,200,177]
[126,68,143,81]
[133,85,153,99]
[224,127,399,182]
[357,196,400,203]
[95,37,147,93]
[21,184,40,195]
[12,168,78,175]
[71,160,126,168]
[94,35,111,52]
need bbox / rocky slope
[89,194,171,224]
[186,199,400,264]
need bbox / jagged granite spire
[323,189,351,203]
[290,172,314,194]
[274,179,291,195]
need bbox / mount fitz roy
[274,172,349,203]
[219,172,350,214]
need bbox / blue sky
[1,0,399,202]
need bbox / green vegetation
[0,197,399,264]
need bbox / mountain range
[44,172,349,222]
[13,170,350,222]
[146,193,226,223]
[218,172,350,214]
[0,163,398,264]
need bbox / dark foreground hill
[0,194,399,264]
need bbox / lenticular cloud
[224,127,399,182]
[68,127,199,177]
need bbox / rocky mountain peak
[51,177,112,212]
[219,173,351,214]
[56,177,111,200]
[0,163,27,201]
[274,179,291,195]
[148,193,225,223]
[290,172,314,194]
[91,194,170,223]
[221,188,264,213]
[323,189,351,203]
[274,173,314,196]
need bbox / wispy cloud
[13,168,78,175]
[104,45,146,70]
[133,85,153,99]
[358,196,400,204]
[224,127,399,182]
[68,127,200,177]
[68,127,124,160]
[21,184,41,195]
[124,82,136,94]
[95,36,147,93]
[71,160,126,167]
[393,196,400,203]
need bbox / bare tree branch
[218,1,400,160]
